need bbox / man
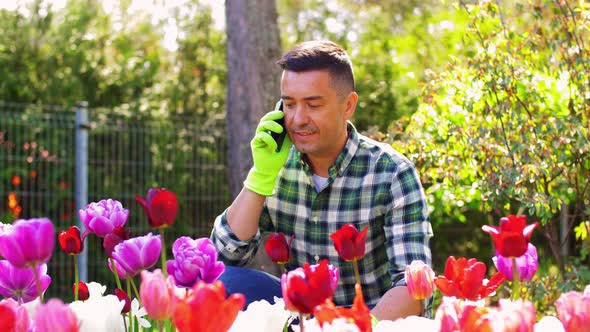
[211,40,433,321]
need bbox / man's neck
[305,134,349,177]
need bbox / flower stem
[122,312,128,332]
[32,263,43,303]
[73,255,79,301]
[110,257,123,290]
[159,228,168,278]
[279,264,286,275]
[352,259,361,286]
[299,313,305,332]
[158,321,163,332]
[129,276,142,306]
[126,278,134,331]
[511,257,520,300]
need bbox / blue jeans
[218,266,282,306]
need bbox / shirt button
[314,254,320,262]
[312,216,318,223]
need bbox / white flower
[69,282,125,332]
[374,315,438,332]
[291,317,360,332]
[82,281,107,299]
[228,297,295,332]
[125,298,151,328]
[534,316,565,332]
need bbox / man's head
[276,40,355,100]
[276,41,358,170]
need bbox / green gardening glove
[243,110,292,196]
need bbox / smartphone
[270,100,286,152]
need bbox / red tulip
[72,281,90,301]
[114,288,131,313]
[103,226,130,258]
[0,302,16,332]
[136,188,178,228]
[173,280,245,332]
[330,224,368,261]
[482,215,538,258]
[265,233,294,264]
[281,259,339,314]
[314,283,372,332]
[434,256,506,301]
[58,226,83,255]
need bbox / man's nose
[290,105,309,126]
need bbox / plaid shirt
[212,123,433,308]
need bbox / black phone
[270,100,286,152]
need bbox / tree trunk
[225,0,282,198]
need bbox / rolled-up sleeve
[385,161,433,286]
[384,161,434,317]
[211,209,261,266]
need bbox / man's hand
[243,110,292,196]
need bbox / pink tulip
[555,286,590,332]
[34,299,79,332]
[108,257,129,280]
[0,218,55,268]
[435,296,461,332]
[497,299,536,332]
[140,269,175,321]
[0,261,51,303]
[79,199,129,237]
[111,233,161,277]
[166,237,225,288]
[405,260,435,300]
[493,243,538,281]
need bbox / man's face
[280,69,357,160]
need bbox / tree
[225,0,282,198]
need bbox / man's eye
[309,104,320,108]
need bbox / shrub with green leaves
[391,1,589,268]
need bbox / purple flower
[0,260,51,303]
[108,258,129,280]
[0,218,55,268]
[493,243,538,281]
[79,199,129,237]
[112,233,161,277]
[166,237,225,288]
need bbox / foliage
[277,0,471,131]
[389,0,590,268]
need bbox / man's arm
[377,159,433,320]
[226,188,266,241]
[371,286,422,321]
[211,109,292,261]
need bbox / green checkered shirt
[212,123,433,308]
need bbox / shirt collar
[295,122,359,178]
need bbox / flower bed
[0,190,589,331]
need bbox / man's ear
[343,91,358,120]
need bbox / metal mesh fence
[0,102,231,299]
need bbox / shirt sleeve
[210,205,276,266]
[385,160,434,317]
[385,160,433,286]
[210,208,261,266]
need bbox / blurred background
[0,0,588,307]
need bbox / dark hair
[276,40,355,96]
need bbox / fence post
[76,101,89,282]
